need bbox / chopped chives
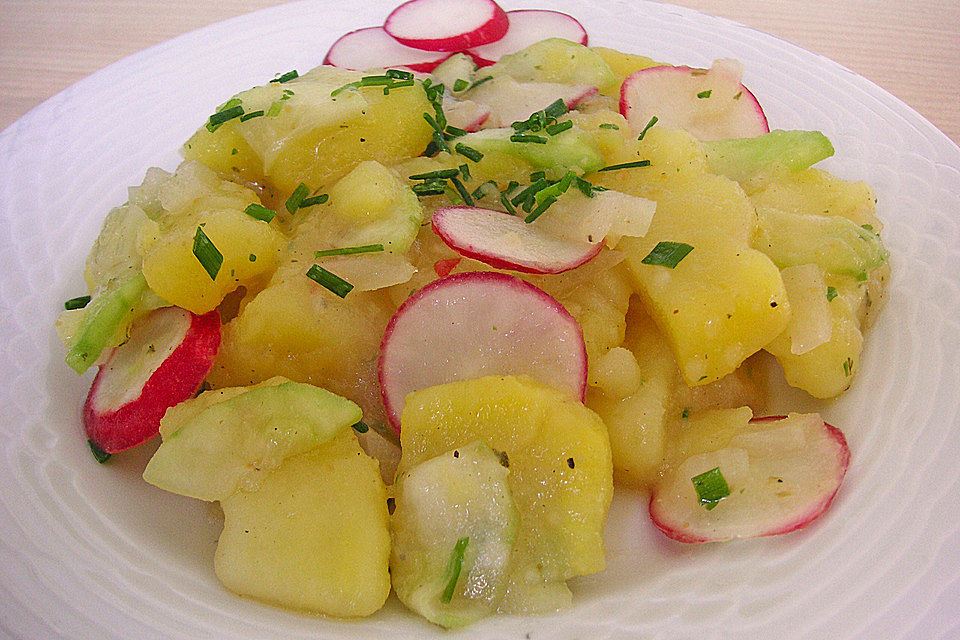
[64,295,91,310]
[500,191,518,216]
[432,129,450,153]
[314,244,384,258]
[192,226,223,280]
[306,264,353,298]
[453,78,470,91]
[440,537,470,604]
[459,163,471,181]
[575,176,597,198]
[466,75,493,91]
[409,168,460,180]
[599,160,651,171]
[285,183,311,214]
[637,115,658,140]
[641,241,694,268]
[471,180,497,201]
[599,123,620,130]
[300,193,329,207]
[691,467,730,510]
[350,420,370,433]
[861,224,874,232]
[450,176,474,206]
[239,109,264,122]
[269,69,299,83]
[423,112,443,132]
[385,69,414,80]
[697,89,712,99]
[843,357,854,376]
[244,203,277,223]
[331,81,360,96]
[412,181,447,196]
[510,134,547,144]
[826,286,839,302]
[545,120,573,136]
[529,171,546,182]
[523,196,556,223]
[266,100,284,117]
[219,97,242,111]
[206,105,244,132]
[455,143,483,162]
[543,98,568,119]
[445,125,468,138]
[511,178,548,207]
[733,90,743,100]
[387,79,415,89]
[533,171,576,205]
[88,439,111,464]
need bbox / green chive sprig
[64,295,91,311]
[440,537,470,604]
[193,226,223,280]
[306,264,353,298]
[641,241,694,268]
[599,160,651,172]
[314,244,384,258]
[692,467,730,510]
[244,203,277,223]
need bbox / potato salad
[57,0,889,628]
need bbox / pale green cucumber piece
[754,205,889,278]
[489,38,617,93]
[459,126,603,176]
[64,273,150,374]
[703,130,835,183]
[143,382,361,501]
[391,440,518,629]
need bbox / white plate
[1,1,959,638]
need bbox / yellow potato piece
[141,209,285,314]
[590,46,661,98]
[399,375,612,613]
[215,429,391,617]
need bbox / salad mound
[58,0,889,628]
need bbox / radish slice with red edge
[649,413,850,543]
[324,26,452,72]
[469,10,588,66]
[432,206,602,274]
[83,307,221,453]
[378,271,587,432]
[620,60,769,141]
[385,0,509,52]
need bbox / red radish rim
[468,9,588,66]
[385,0,509,52]
[619,65,769,135]
[431,206,604,275]
[83,309,221,453]
[323,26,452,72]
[649,415,850,543]
[377,271,588,432]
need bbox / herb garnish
[192,226,223,280]
[691,467,730,510]
[64,295,91,310]
[440,537,470,604]
[244,203,277,223]
[314,244,384,258]
[641,241,694,268]
[306,264,353,298]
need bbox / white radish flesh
[467,76,596,127]
[443,96,491,131]
[432,206,602,274]
[385,0,509,52]
[378,272,588,432]
[469,10,588,66]
[620,60,769,141]
[83,307,221,453]
[324,26,451,72]
[649,413,850,543]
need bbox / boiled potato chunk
[489,38,617,93]
[216,429,391,617]
[399,375,612,614]
[590,47,660,98]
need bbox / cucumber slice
[754,205,889,278]
[458,126,603,176]
[143,381,361,501]
[64,273,151,374]
[391,440,518,628]
[490,38,616,92]
[703,129,835,184]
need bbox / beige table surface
[1,0,958,146]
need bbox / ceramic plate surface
[1,1,959,638]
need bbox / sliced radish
[324,26,451,72]
[432,206,602,274]
[468,76,596,127]
[378,272,587,432]
[83,306,221,453]
[385,0,509,52]
[620,60,769,141]
[649,413,850,543]
[433,257,461,277]
[469,10,588,66]
[443,96,491,132]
